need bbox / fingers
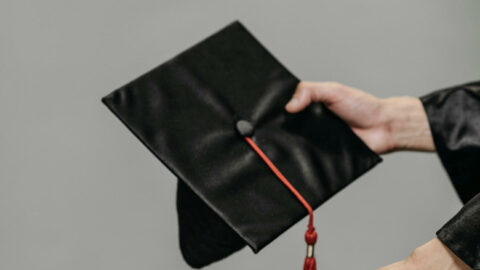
[285,81,344,113]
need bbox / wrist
[381,96,435,152]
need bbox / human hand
[285,82,435,154]
[377,238,472,270]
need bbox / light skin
[285,81,472,270]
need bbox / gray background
[1,0,479,269]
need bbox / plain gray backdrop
[1,0,480,269]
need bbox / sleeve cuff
[420,81,480,203]
[436,193,480,269]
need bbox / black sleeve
[420,80,480,269]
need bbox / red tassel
[304,257,316,270]
[305,229,317,245]
[303,228,317,270]
[243,137,318,270]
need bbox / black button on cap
[236,120,254,137]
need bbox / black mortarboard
[102,21,381,269]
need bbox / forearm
[381,96,435,153]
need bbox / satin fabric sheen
[421,81,480,269]
[102,21,381,268]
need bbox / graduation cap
[102,21,381,269]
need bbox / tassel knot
[305,228,317,245]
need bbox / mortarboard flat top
[102,21,381,268]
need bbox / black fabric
[102,21,381,268]
[176,180,245,268]
[420,80,480,269]
[421,81,480,203]
[437,193,480,270]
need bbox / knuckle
[296,82,313,94]
[297,86,310,96]
[297,81,308,89]
[292,88,301,98]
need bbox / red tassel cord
[244,137,317,270]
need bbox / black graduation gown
[421,81,480,269]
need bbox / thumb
[285,82,340,113]
[285,86,311,113]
